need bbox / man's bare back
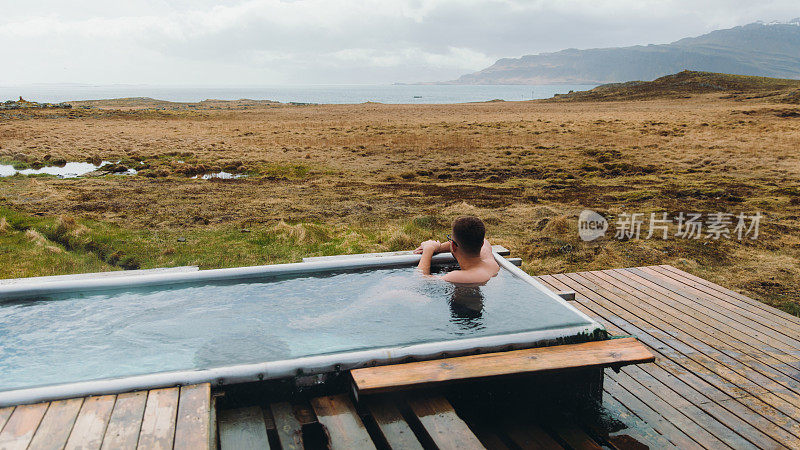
[415,216,500,285]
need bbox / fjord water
[1,84,596,104]
[0,266,591,391]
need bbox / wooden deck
[216,265,800,449]
[0,384,211,450]
[535,265,800,449]
[2,263,798,449]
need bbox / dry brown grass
[0,92,798,314]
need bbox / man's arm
[416,240,440,275]
[414,240,451,254]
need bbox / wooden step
[406,395,485,450]
[310,395,375,450]
[351,337,655,396]
[174,384,212,450]
[219,407,271,450]
[269,402,304,450]
[365,397,423,449]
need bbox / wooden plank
[604,376,698,448]
[288,402,316,426]
[607,268,800,365]
[218,407,271,450]
[209,395,218,450]
[270,402,304,450]
[102,391,148,450]
[137,387,180,450]
[504,422,562,449]
[310,395,375,450]
[28,398,84,450]
[632,267,800,349]
[548,422,603,450]
[534,277,678,449]
[557,272,800,421]
[556,271,783,398]
[0,407,14,435]
[557,275,800,447]
[646,266,800,345]
[591,270,800,410]
[365,397,423,450]
[536,273,790,448]
[606,370,733,449]
[0,402,48,450]
[456,420,509,450]
[594,269,800,394]
[598,391,676,449]
[620,365,754,449]
[634,362,788,448]
[658,265,800,327]
[541,273,800,444]
[352,338,654,395]
[174,384,211,450]
[65,395,116,450]
[405,395,484,450]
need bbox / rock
[177,237,186,242]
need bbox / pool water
[0,265,592,391]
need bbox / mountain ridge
[446,20,800,85]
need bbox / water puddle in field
[0,161,137,178]
[191,171,247,180]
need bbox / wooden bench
[351,337,655,397]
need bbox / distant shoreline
[0,84,597,105]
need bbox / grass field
[1,72,798,315]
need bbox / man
[414,216,500,284]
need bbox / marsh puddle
[0,162,137,178]
[192,171,247,180]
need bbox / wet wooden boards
[310,395,375,450]
[219,406,270,450]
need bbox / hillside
[548,71,800,102]
[451,20,800,85]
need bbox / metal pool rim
[0,252,604,407]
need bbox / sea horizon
[0,83,597,105]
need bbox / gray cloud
[1,0,798,85]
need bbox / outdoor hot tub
[0,250,604,406]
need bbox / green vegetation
[0,206,449,278]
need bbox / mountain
[449,19,800,85]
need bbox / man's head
[451,216,485,256]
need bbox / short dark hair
[452,216,485,256]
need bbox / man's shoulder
[441,270,472,283]
[442,268,493,285]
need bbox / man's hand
[414,240,441,254]
[415,239,441,275]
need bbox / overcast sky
[1,0,798,85]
